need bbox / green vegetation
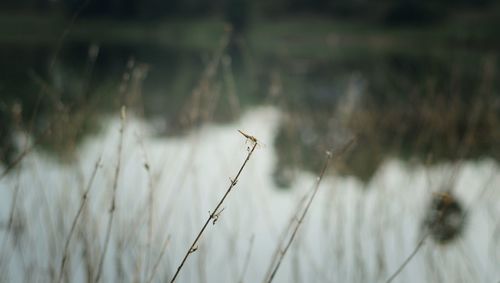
[0,8,499,52]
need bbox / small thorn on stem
[189,246,198,254]
[210,208,226,225]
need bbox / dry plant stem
[0,165,22,272]
[144,156,155,282]
[265,138,355,283]
[146,235,172,283]
[135,133,156,282]
[155,33,229,228]
[169,135,258,283]
[57,156,102,283]
[95,106,126,283]
[238,235,255,283]
[266,151,333,283]
[0,117,32,271]
[263,191,310,280]
[385,234,428,283]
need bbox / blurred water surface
[0,107,499,282]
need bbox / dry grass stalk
[385,234,428,283]
[94,106,126,283]
[0,164,22,273]
[265,151,332,283]
[146,234,172,283]
[263,190,310,281]
[157,34,229,228]
[135,133,156,283]
[57,156,102,283]
[265,138,356,283]
[169,130,259,283]
[0,107,31,271]
[238,234,255,283]
[182,33,229,126]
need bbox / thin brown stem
[238,235,255,283]
[266,151,333,283]
[263,190,310,280]
[94,106,126,283]
[265,138,356,283]
[57,156,102,283]
[169,131,259,283]
[0,162,23,273]
[134,132,156,283]
[146,235,172,283]
[385,234,428,283]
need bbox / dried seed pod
[423,192,466,244]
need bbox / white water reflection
[0,106,499,282]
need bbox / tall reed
[95,106,126,283]
[57,156,102,283]
[265,138,355,283]
[169,131,259,283]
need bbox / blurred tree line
[0,0,496,24]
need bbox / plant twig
[238,235,255,283]
[263,190,310,281]
[385,234,428,283]
[94,106,126,283]
[133,131,157,282]
[0,162,23,273]
[265,138,356,283]
[146,235,172,283]
[169,130,259,283]
[57,156,102,283]
[266,151,332,283]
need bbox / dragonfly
[238,130,266,151]
[238,130,258,144]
